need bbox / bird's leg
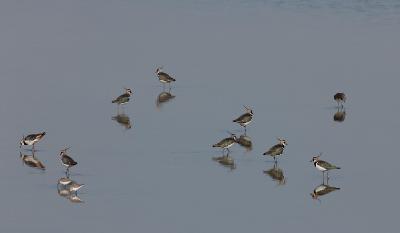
[244,126,247,134]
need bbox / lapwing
[334,92,346,108]
[233,106,253,132]
[59,147,78,174]
[310,154,340,180]
[156,67,176,89]
[112,88,133,106]
[311,183,340,201]
[212,133,237,154]
[264,162,286,185]
[263,138,287,161]
[69,182,84,194]
[112,113,132,129]
[20,152,45,170]
[20,132,46,151]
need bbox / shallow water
[1,1,400,233]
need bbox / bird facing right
[263,138,287,161]
[112,88,133,106]
[212,133,237,154]
[233,106,253,132]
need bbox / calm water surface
[1,1,400,233]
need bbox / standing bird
[112,88,133,106]
[156,67,176,89]
[334,92,346,108]
[20,132,46,151]
[233,106,253,132]
[263,138,287,161]
[59,147,78,174]
[212,133,237,154]
[310,154,341,180]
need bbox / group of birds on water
[19,66,347,202]
[211,91,346,201]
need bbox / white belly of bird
[25,139,38,145]
[223,142,235,149]
[316,163,327,171]
[315,185,327,193]
[241,119,252,126]
[159,78,169,83]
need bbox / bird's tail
[41,132,46,136]
[171,77,176,81]
[335,166,341,169]
[212,144,218,147]
[112,99,117,103]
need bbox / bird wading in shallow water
[263,138,287,161]
[20,132,46,151]
[112,88,133,107]
[310,154,341,181]
[156,67,176,89]
[233,106,253,132]
[334,92,346,108]
[59,147,78,175]
[212,133,237,155]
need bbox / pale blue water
[1,1,400,233]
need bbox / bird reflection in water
[333,108,346,122]
[112,112,132,130]
[236,133,253,152]
[156,90,175,109]
[212,153,236,170]
[310,181,340,202]
[20,151,45,171]
[57,175,85,204]
[264,161,286,186]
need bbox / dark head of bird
[277,138,287,146]
[334,92,346,102]
[19,135,25,147]
[156,66,163,75]
[244,105,254,116]
[125,88,133,96]
[310,154,321,163]
[60,147,71,156]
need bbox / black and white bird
[334,92,346,108]
[112,88,133,106]
[156,67,176,88]
[212,133,237,154]
[20,132,46,151]
[233,106,253,132]
[310,154,341,180]
[59,147,78,174]
[263,138,287,161]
